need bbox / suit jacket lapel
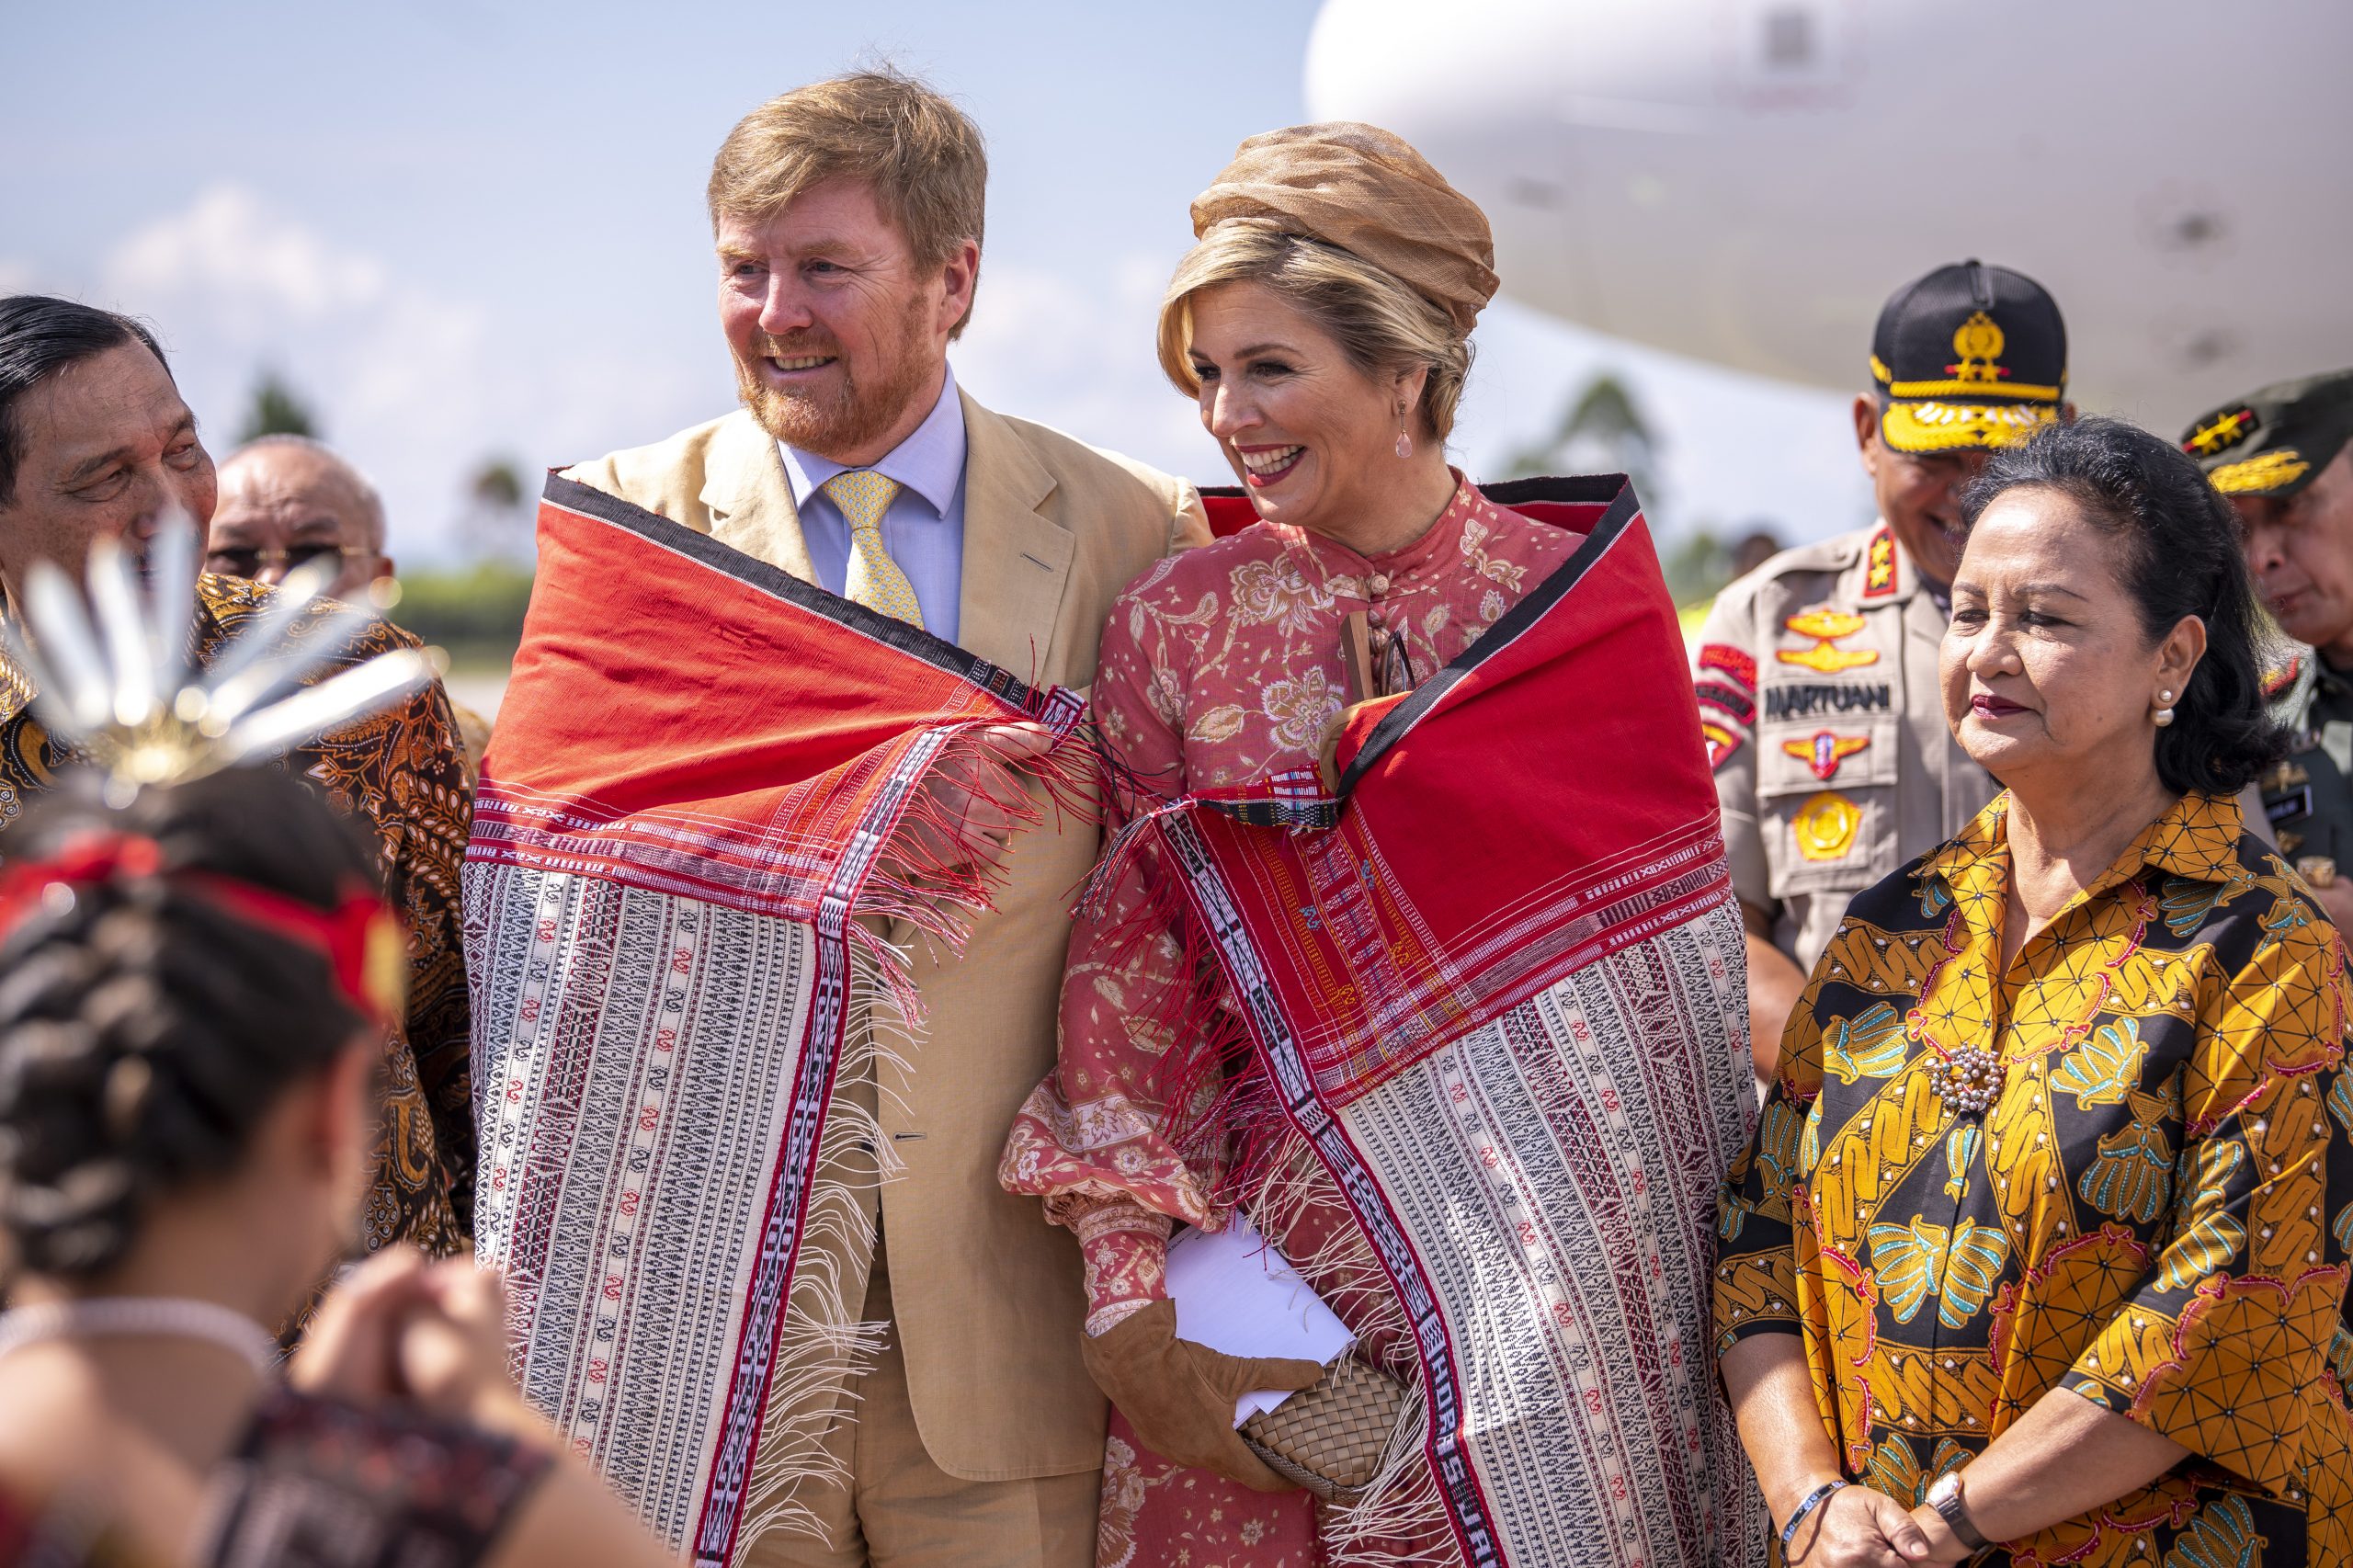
[699,412,817,583]
[954,391,1074,682]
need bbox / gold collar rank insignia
[1778,609,1881,674]
[1863,526,1897,599]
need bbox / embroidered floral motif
[1231,556,1333,635]
[1259,667,1342,755]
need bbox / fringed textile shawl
[464,476,1086,1566]
[1083,478,1768,1567]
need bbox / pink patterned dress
[1002,474,1574,1568]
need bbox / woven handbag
[1239,1354,1407,1501]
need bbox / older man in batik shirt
[0,294,474,1255]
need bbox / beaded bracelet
[1779,1480,1851,1551]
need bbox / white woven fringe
[737,932,917,1551]
[1245,1132,1461,1568]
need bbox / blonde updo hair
[1155,223,1473,442]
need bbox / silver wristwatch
[1925,1471,1988,1551]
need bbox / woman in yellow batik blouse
[1715,416,2353,1566]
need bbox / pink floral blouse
[1001,475,1574,1562]
[1006,474,1572,1311]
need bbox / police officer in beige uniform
[1696,261,2068,1078]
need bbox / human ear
[938,236,982,337]
[1852,396,1882,477]
[2156,614,2208,701]
[1392,364,1434,442]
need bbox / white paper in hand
[1165,1214,1355,1426]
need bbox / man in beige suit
[561,71,1207,1568]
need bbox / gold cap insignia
[1947,311,2007,384]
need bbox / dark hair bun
[0,768,381,1279]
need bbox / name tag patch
[2268,785,2313,824]
[1765,684,1893,722]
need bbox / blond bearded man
[551,72,1208,1568]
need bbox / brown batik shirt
[0,573,475,1256]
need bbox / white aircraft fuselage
[1305,0,2353,431]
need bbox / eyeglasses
[1339,611,1418,702]
[204,544,361,579]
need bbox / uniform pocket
[1756,712,1901,898]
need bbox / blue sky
[4,0,1868,564]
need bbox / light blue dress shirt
[779,365,968,645]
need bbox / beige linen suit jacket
[563,392,1209,1481]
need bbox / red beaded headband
[0,829,406,1031]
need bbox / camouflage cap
[2180,368,2353,499]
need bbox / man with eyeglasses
[207,434,494,777]
[207,434,392,602]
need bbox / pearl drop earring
[2154,690,2176,728]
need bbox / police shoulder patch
[1702,720,1743,773]
[1699,642,1758,691]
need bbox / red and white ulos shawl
[1034,477,1768,1568]
[465,475,1086,1566]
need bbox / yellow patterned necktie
[822,470,923,630]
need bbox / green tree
[1659,528,1734,608]
[461,455,535,562]
[238,370,320,442]
[470,459,526,512]
[1502,371,1662,518]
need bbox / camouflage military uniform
[2260,649,2353,888]
[1694,520,1999,973]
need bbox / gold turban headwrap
[1189,122,1499,338]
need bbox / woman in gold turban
[1004,125,1761,1567]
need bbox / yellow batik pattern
[1715,790,2353,1562]
[823,469,924,629]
